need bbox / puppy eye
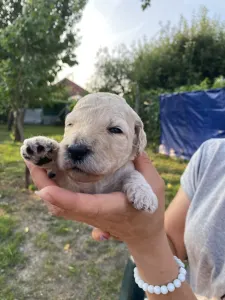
[108,127,123,134]
[66,123,73,127]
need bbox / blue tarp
[159,88,225,160]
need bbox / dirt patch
[3,193,128,300]
[0,208,6,216]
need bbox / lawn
[0,124,187,300]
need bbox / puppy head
[58,92,147,182]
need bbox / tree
[90,6,225,95]
[141,0,151,10]
[0,0,87,141]
[87,45,134,95]
[133,6,225,90]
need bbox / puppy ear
[133,118,147,157]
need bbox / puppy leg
[122,170,158,213]
[20,136,59,170]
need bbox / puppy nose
[67,144,90,161]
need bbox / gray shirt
[181,138,225,298]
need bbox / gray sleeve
[180,142,206,201]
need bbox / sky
[57,0,225,89]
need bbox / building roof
[57,78,88,97]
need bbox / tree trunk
[135,83,140,114]
[7,110,14,131]
[13,109,30,188]
[13,109,25,142]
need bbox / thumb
[134,152,154,183]
[134,152,165,197]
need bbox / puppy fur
[20,92,158,212]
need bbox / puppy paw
[125,182,158,213]
[20,136,59,166]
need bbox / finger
[35,186,126,218]
[134,152,165,196]
[91,228,110,241]
[43,201,66,216]
[25,161,57,189]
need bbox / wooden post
[25,165,30,189]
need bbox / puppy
[20,93,158,212]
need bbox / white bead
[173,279,181,288]
[160,285,168,294]
[178,273,186,282]
[167,283,175,292]
[178,260,185,268]
[154,286,161,294]
[138,280,144,288]
[174,256,185,267]
[179,267,187,275]
[133,257,187,295]
[174,256,180,262]
[142,283,149,291]
[147,285,154,294]
[136,278,141,285]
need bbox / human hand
[25,152,165,248]
[91,153,165,242]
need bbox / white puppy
[20,93,158,212]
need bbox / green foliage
[133,6,225,90]
[90,6,225,95]
[141,0,151,10]
[212,76,225,89]
[0,0,87,140]
[87,45,133,95]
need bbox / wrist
[126,229,166,255]
[126,230,179,286]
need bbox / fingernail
[100,235,109,241]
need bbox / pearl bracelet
[134,256,187,295]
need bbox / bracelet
[134,256,187,295]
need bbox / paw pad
[21,137,59,166]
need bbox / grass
[0,123,187,299]
[0,124,64,197]
[0,215,25,299]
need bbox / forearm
[127,232,197,300]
